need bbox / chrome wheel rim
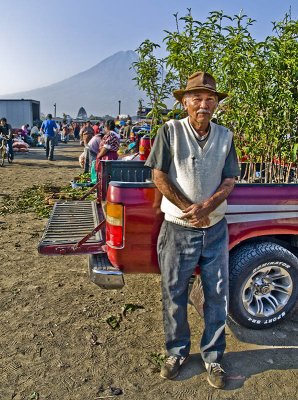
[242,263,293,318]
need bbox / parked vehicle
[38,160,298,330]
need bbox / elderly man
[145,71,240,389]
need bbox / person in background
[21,124,34,146]
[20,124,29,138]
[80,120,94,173]
[99,121,104,135]
[95,119,120,172]
[85,131,102,172]
[118,120,125,138]
[40,114,58,161]
[30,124,40,147]
[123,119,132,139]
[79,122,86,145]
[55,121,61,132]
[0,117,14,161]
[93,121,100,135]
[68,123,74,140]
[73,122,80,141]
[30,124,39,136]
[61,122,69,143]
[114,123,120,136]
[145,71,240,389]
[51,121,60,144]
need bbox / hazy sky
[0,0,296,94]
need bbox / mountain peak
[0,50,146,117]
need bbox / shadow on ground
[227,308,298,347]
[11,142,82,166]
[174,347,298,390]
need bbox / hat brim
[173,87,228,103]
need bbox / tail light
[106,202,124,248]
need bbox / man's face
[182,90,218,126]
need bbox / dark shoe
[206,363,226,389]
[48,158,56,161]
[160,355,188,380]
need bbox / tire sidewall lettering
[252,261,290,275]
[247,311,286,325]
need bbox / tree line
[132,9,298,183]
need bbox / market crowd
[0,115,138,168]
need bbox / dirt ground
[1,142,298,400]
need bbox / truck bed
[38,160,152,256]
[100,160,152,200]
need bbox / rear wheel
[229,242,298,329]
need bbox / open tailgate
[38,201,105,255]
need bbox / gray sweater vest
[161,117,233,228]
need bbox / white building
[0,99,40,128]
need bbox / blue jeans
[7,138,14,160]
[157,218,229,364]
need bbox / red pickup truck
[38,160,298,330]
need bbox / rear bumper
[88,253,124,289]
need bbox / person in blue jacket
[41,114,58,161]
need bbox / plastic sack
[13,141,29,149]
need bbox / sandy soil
[1,142,298,400]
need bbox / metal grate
[40,201,102,245]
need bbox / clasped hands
[181,202,211,227]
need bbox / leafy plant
[121,303,144,317]
[148,353,167,370]
[105,314,122,329]
[75,172,91,183]
[0,182,95,218]
[133,9,298,183]
[132,40,176,135]
[28,392,39,400]
[105,303,145,329]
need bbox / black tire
[229,242,298,329]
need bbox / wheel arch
[229,234,298,259]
